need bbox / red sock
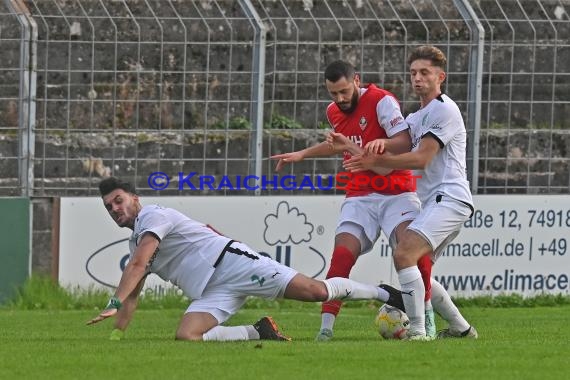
[321,246,357,316]
[418,254,432,302]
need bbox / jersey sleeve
[325,103,336,129]
[421,104,460,147]
[376,95,407,137]
[136,208,174,244]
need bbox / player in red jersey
[271,60,432,341]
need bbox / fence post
[454,0,484,194]
[239,0,266,196]
[7,0,37,197]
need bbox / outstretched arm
[113,275,146,331]
[87,233,159,325]
[271,141,344,172]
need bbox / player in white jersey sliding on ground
[336,45,478,340]
[87,177,407,342]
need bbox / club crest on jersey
[359,116,368,130]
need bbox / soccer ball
[375,304,410,339]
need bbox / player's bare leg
[176,311,220,341]
[284,274,395,305]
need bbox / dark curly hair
[99,177,136,197]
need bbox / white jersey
[406,94,473,207]
[128,204,232,300]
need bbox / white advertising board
[59,195,570,297]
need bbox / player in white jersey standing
[341,45,478,340]
[87,177,406,341]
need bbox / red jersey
[326,84,415,197]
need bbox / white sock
[431,278,470,332]
[398,266,425,335]
[377,287,390,302]
[320,313,336,331]
[202,325,253,341]
[323,277,379,301]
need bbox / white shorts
[407,194,473,262]
[185,241,298,324]
[336,192,421,254]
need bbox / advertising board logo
[86,238,130,288]
[258,201,326,278]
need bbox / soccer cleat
[253,316,291,341]
[436,325,478,339]
[425,308,436,339]
[379,284,406,311]
[315,328,334,342]
[403,332,434,341]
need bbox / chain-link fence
[473,0,570,193]
[0,0,568,196]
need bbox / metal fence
[0,0,568,196]
[473,0,570,193]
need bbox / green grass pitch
[1,303,569,380]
